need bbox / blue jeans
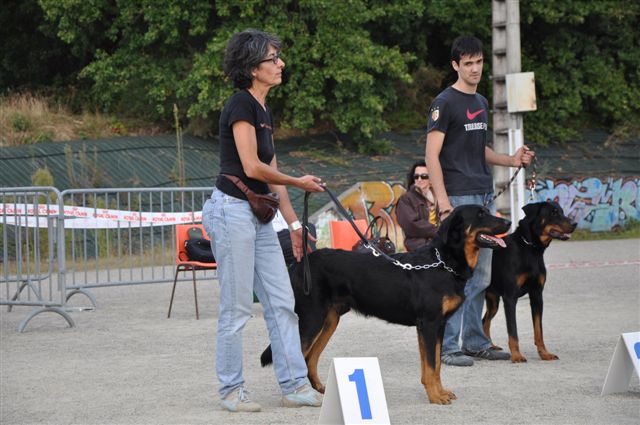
[442,193,495,355]
[202,189,310,398]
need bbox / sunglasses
[413,173,429,180]
[259,52,282,65]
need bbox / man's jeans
[202,189,310,398]
[441,193,495,355]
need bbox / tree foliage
[519,0,640,144]
[2,1,637,149]
[37,0,423,151]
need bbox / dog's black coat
[261,205,510,404]
[483,201,576,362]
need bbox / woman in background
[396,160,438,251]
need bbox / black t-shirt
[215,90,275,199]
[426,86,493,195]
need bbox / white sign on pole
[601,331,640,395]
[318,357,390,425]
[506,72,537,113]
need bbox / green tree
[34,0,639,149]
[409,0,640,145]
[520,0,640,144]
[40,0,423,152]
[0,0,83,91]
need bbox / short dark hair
[406,160,427,188]
[223,29,281,89]
[451,36,483,64]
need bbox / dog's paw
[511,353,527,363]
[539,351,559,361]
[428,393,454,405]
[441,388,457,400]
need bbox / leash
[484,146,538,206]
[302,191,312,295]
[527,156,538,201]
[300,186,457,295]
[484,165,523,206]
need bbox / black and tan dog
[261,205,510,404]
[482,201,576,363]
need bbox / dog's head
[437,205,511,271]
[519,201,577,247]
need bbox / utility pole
[491,0,522,216]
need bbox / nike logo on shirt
[466,108,485,120]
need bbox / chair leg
[168,267,180,318]
[192,268,199,320]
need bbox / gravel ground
[1,238,639,425]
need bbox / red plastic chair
[329,219,368,250]
[167,224,217,320]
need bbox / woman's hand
[297,175,324,192]
[290,227,317,261]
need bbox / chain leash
[528,156,538,201]
[484,146,539,206]
[308,186,459,276]
[361,243,457,274]
[484,165,522,207]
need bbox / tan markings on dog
[305,309,340,393]
[539,224,556,247]
[533,312,558,360]
[516,273,528,287]
[483,292,499,341]
[464,229,481,270]
[442,295,463,315]
[417,330,453,404]
[418,331,427,387]
[509,335,527,362]
[435,339,456,400]
[538,273,546,287]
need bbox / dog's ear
[438,210,463,246]
[520,202,543,242]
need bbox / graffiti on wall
[536,177,640,232]
[313,176,639,250]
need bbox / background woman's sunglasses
[413,174,429,180]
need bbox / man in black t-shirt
[425,36,535,367]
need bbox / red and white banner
[1,204,202,229]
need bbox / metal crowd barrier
[1,186,73,331]
[1,186,216,331]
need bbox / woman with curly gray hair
[202,29,324,412]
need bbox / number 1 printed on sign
[348,368,372,420]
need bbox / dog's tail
[260,345,273,367]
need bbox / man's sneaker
[441,352,474,366]
[282,383,323,408]
[220,387,261,412]
[463,347,511,361]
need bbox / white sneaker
[220,387,261,412]
[282,383,323,408]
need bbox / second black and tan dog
[261,205,510,404]
[483,201,576,363]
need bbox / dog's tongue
[484,234,506,248]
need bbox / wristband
[288,220,302,232]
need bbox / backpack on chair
[185,226,215,263]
